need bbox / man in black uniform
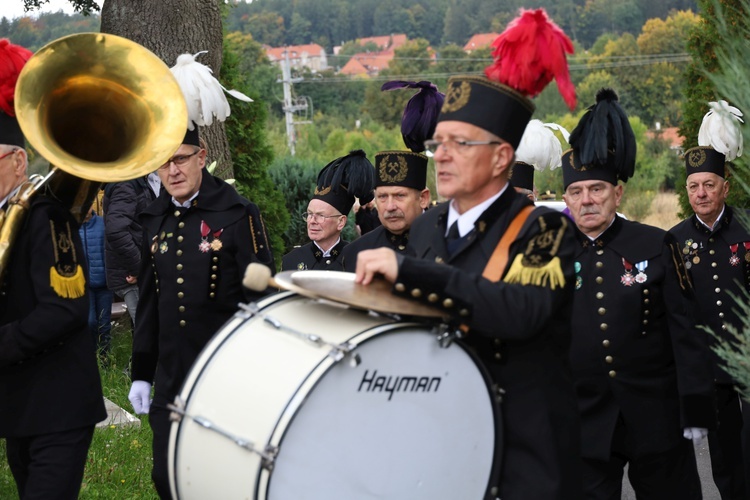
[0,39,106,499]
[128,123,275,498]
[562,89,716,499]
[355,10,582,498]
[281,150,375,272]
[670,102,750,500]
[341,150,430,269]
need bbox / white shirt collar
[147,172,161,198]
[696,205,725,231]
[0,184,24,210]
[171,191,199,208]
[446,184,507,238]
[314,238,341,257]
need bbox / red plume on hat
[485,8,576,110]
[0,39,33,117]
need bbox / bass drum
[168,291,498,499]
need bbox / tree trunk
[100,0,234,179]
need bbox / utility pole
[280,50,306,156]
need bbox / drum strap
[460,205,534,333]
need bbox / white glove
[683,427,708,445]
[128,380,152,415]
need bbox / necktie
[446,221,462,256]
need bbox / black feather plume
[316,150,376,205]
[569,88,636,183]
[381,80,445,153]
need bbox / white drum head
[264,328,495,499]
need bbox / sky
[4,0,101,21]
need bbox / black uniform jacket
[0,195,106,437]
[670,206,750,383]
[132,170,274,400]
[341,225,410,271]
[281,239,348,271]
[570,215,716,460]
[392,188,582,500]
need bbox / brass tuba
[0,32,188,284]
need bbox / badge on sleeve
[503,214,567,290]
[49,218,85,299]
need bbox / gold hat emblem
[380,154,409,183]
[314,185,332,195]
[687,148,707,169]
[441,80,471,114]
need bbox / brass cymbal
[274,270,446,318]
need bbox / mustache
[579,207,599,216]
[382,210,404,219]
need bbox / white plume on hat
[698,100,743,161]
[516,119,569,170]
[170,51,252,130]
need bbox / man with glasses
[354,10,583,497]
[0,39,106,499]
[563,89,715,499]
[282,150,375,272]
[669,103,750,500]
[129,125,275,497]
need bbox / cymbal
[274,270,446,318]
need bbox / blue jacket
[79,214,107,289]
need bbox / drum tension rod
[168,397,278,469]
[435,323,466,348]
[239,303,362,366]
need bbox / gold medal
[692,256,700,265]
[210,238,223,251]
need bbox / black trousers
[708,383,750,500]
[581,416,701,500]
[149,393,173,500]
[5,425,95,500]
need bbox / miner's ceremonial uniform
[342,226,409,271]
[670,132,750,499]
[132,168,274,497]
[570,216,715,493]
[281,239,348,271]
[671,207,750,499]
[393,187,582,499]
[0,194,107,498]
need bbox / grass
[0,318,160,499]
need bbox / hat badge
[380,154,409,183]
[441,80,471,113]
[687,148,707,169]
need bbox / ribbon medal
[730,243,740,266]
[574,261,582,290]
[620,258,635,286]
[200,221,224,253]
[634,260,649,283]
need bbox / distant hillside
[0,11,100,51]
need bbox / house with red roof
[266,43,328,72]
[463,33,499,53]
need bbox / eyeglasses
[423,139,502,157]
[302,211,343,222]
[159,150,201,170]
[0,149,18,161]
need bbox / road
[622,441,719,498]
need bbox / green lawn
[0,318,160,499]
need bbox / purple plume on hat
[381,80,444,153]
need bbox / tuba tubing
[0,33,188,286]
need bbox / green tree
[221,36,288,267]
[243,11,285,46]
[287,11,312,45]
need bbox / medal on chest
[682,239,701,269]
[634,260,648,283]
[620,258,635,286]
[730,243,740,266]
[199,220,224,253]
